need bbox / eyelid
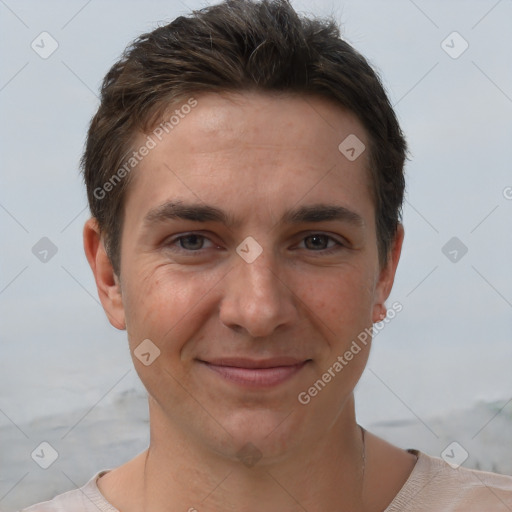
[296,231,349,247]
[164,232,218,252]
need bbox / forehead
[157,91,368,166]
[123,91,373,223]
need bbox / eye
[179,234,206,250]
[299,233,344,253]
[167,233,215,252]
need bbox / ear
[83,218,126,330]
[372,223,404,323]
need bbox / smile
[198,358,311,388]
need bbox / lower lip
[201,361,309,387]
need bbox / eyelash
[165,232,345,255]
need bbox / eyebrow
[281,204,364,227]
[143,201,364,228]
[144,201,236,226]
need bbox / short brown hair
[82,0,406,275]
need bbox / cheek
[296,264,376,335]
[122,263,222,353]
[120,266,216,403]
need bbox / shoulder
[19,470,118,512]
[386,450,512,512]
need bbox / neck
[141,395,367,512]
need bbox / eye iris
[306,234,328,250]
[180,234,204,250]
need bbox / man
[23,0,512,510]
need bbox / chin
[210,407,307,465]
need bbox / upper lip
[200,357,310,369]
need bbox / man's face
[107,92,399,460]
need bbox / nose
[219,249,297,338]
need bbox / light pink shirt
[21,450,512,511]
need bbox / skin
[84,91,417,512]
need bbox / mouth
[197,357,312,388]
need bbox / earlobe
[372,224,404,324]
[373,305,387,323]
[83,218,126,330]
